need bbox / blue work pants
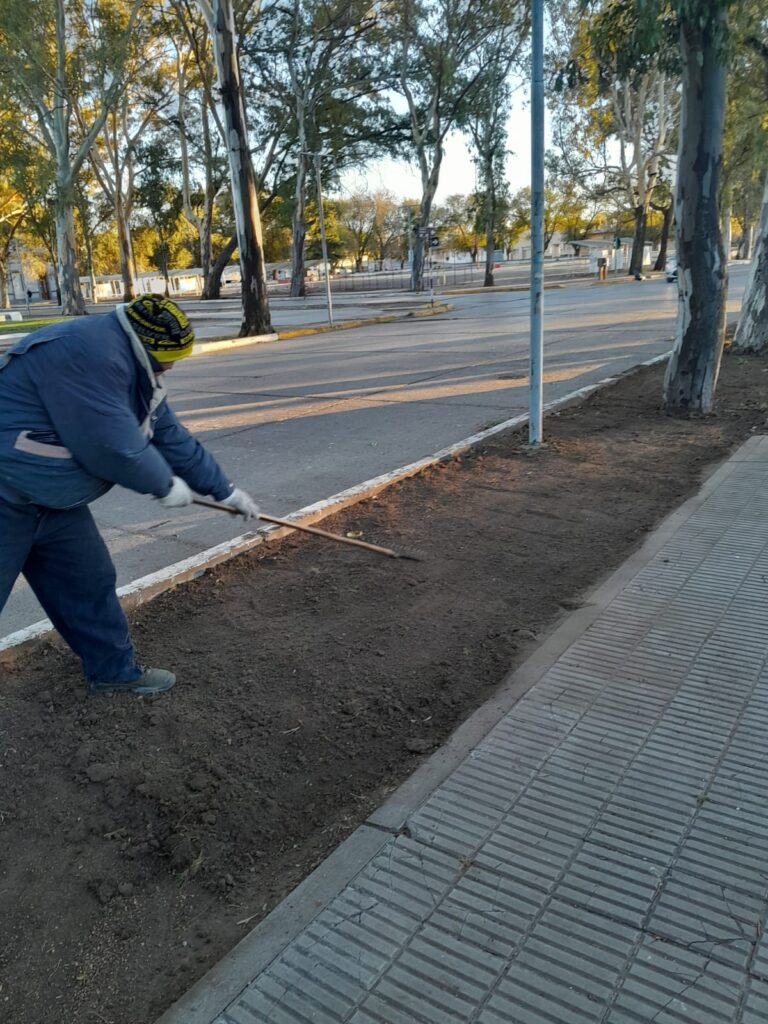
[0,496,139,682]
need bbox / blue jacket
[0,312,232,509]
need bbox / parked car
[665,255,678,282]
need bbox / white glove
[221,486,260,520]
[159,475,194,508]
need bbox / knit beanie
[123,294,195,363]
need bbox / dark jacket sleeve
[150,399,233,500]
[32,345,174,497]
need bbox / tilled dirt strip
[1,352,767,1024]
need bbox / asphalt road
[1,266,751,637]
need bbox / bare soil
[2,352,768,1024]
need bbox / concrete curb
[590,271,666,287]
[440,282,566,296]
[276,301,454,340]
[159,352,759,1024]
[192,332,278,355]
[0,350,671,666]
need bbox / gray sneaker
[88,667,176,696]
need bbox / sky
[338,83,542,204]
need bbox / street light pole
[529,0,545,445]
[314,152,334,327]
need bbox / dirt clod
[405,738,433,754]
[86,763,114,784]
[187,772,209,793]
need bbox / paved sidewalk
[160,435,768,1024]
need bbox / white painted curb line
[192,332,278,356]
[0,351,671,661]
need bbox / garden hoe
[192,497,422,562]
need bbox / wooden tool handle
[192,497,400,559]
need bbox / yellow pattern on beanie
[124,294,195,362]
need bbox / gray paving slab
[158,438,768,1024]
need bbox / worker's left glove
[159,475,194,508]
[221,486,260,520]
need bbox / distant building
[506,231,570,261]
[572,233,655,272]
[5,245,57,303]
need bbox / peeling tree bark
[734,173,768,352]
[663,13,728,415]
[54,182,86,315]
[200,0,272,335]
[51,0,86,315]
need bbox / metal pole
[529,0,545,445]
[314,152,334,327]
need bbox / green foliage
[0,317,64,333]
[90,227,121,275]
[133,138,197,276]
[248,0,391,183]
[508,183,604,247]
[305,200,345,265]
[432,194,483,255]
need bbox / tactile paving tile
[604,936,744,1023]
[741,980,768,1022]
[751,931,768,983]
[475,902,640,1024]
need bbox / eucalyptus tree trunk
[290,152,308,297]
[734,173,768,352]
[54,183,86,314]
[628,204,647,277]
[722,204,732,264]
[203,234,237,300]
[81,221,97,302]
[115,192,136,301]
[199,103,216,289]
[178,59,216,295]
[159,242,171,298]
[612,73,669,280]
[0,254,10,308]
[203,0,272,334]
[737,222,754,261]
[0,223,22,308]
[112,106,137,301]
[663,13,728,414]
[484,176,495,288]
[50,0,87,315]
[653,203,673,271]
[411,162,440,292]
